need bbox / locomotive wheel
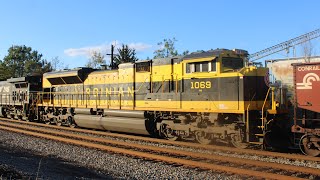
[195,131,212,145]
[166,135,179,141]
[230,134,248,149]
[161,124,179,141]
[53,117,62,126]
[231,139,248,149]
[300,135,320,157]
[67,117,76,128]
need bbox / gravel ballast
[0,129,234,179]
[32,123,320,170]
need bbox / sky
[0,0,319,68]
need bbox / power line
[249,29,320,62]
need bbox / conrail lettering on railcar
[297,65,320,71]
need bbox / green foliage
[113,44,138,68]
[153,38,178,58]
[86,51,106,69]
[0,63,10,81]
[0,45,52,80]
[182,50,190,56]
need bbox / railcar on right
[291,62,320,156]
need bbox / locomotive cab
[184,48,247,75]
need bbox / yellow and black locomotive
[0,49,284,148]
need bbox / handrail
[261,87,272,131]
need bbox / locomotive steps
[0,118,319,179]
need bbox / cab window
[221,57,243,72]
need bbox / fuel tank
[74,108,94,115]
[74,114,149,135]
[103,109,146,118]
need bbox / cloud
[64,41,152,57]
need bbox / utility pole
[107,44,115,69]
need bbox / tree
[113,44,138,67]
[86,51,106,69]
[301,37,315,63]
[51,56,67,71]
[181,50,190,56]
[0,45,52,80]
[0,63,10,81]
[153,38,178,58]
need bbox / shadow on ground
[0,143,112,179]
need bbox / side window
[210,59,216,72]
[186,60,215,73]
[202,62,208,72]
[136,61,151,72]
[186,63,190,73]
[186,63,195,73]
[195,62,201,72]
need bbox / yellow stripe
[39,100,266,113]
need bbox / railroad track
[0,117,319,163]
[0,119,319,179]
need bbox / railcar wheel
[195,131,212,145]
[300,135,320,157]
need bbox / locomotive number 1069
[190,81,211,89]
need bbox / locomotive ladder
[254,87,279,143]
[29,92,41,120]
